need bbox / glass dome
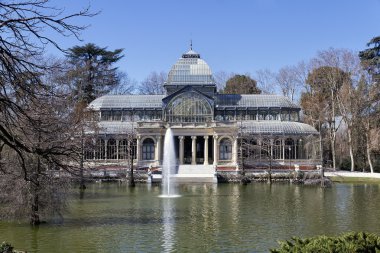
[166,49,215,85]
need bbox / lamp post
[288,146,292,171]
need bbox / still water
[1,183,380,252]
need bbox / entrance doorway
[180,136,213,165]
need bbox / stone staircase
[172,165,216,183]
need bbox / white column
[204,136,209,165]
[116,139,119,160]
[136,135,141,163]
[191,136,197,165]
[155,136,162,162]
[213,135,218,166]
[179,136,184,165]
[233,137,238,164]
[282,139,285,160]
[294,139,297,160]
[270,139,274,159]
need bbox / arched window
[118,139,128,160]
[95,138,105,160]
[165,92,213,123]
[219,138,232,160]
[142,138,155,160]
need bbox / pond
[1,182,380,252]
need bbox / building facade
[87,49,321,173]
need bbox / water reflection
[1,183,380,252]
[161,198,176,252]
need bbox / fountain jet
[160,128,180,198]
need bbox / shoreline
[325,171,380,183]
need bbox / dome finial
[182,41,200,59]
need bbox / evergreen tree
[67,43,124,104]
[359,36,380,82]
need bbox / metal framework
[165,91,213,123]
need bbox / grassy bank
[329,176,380,183]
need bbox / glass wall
[165,92,213,123]
[215,109,298,122]
[240,136,316,162]
[85,138,137,161]
[101,110,162,122]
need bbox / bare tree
[254,69,276,94]
[358,74,380,173]
[110,72,137,95]
[275,66,301,102]
[336,80,358,171]
[214,71,234,92]
[122,111,137,187]
[0,0,93,157]
[333,51,362,171]
[139,71,166,95]
[0,0,94,225]
[305,48,356,170]
[359,36,380,172]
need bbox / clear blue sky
[48,0,380,83]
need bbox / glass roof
[238,121,318,135]
[97,122,135,134]
[89,93,300,110]
[89,121,318,136]
[216,94,299,109]
[89,95,165,110]
[166,50,215,85]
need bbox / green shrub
[270,232,380,253]
[0,242,13,253]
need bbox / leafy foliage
[222,75,261,94]
[270,232,380,253]
[0,242,13,253]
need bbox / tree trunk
[347,127,355,172]
[30,156,41,226]
[79,129,86,190]
[318,121,323,166]
[128,141,135,187]
[330,125,337,171]
[268,150,272,184]
[129,162,135,187]
[30,184,40,226]
[331,88,337,171]
[320,166,325,188]
[365,123,374,173]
